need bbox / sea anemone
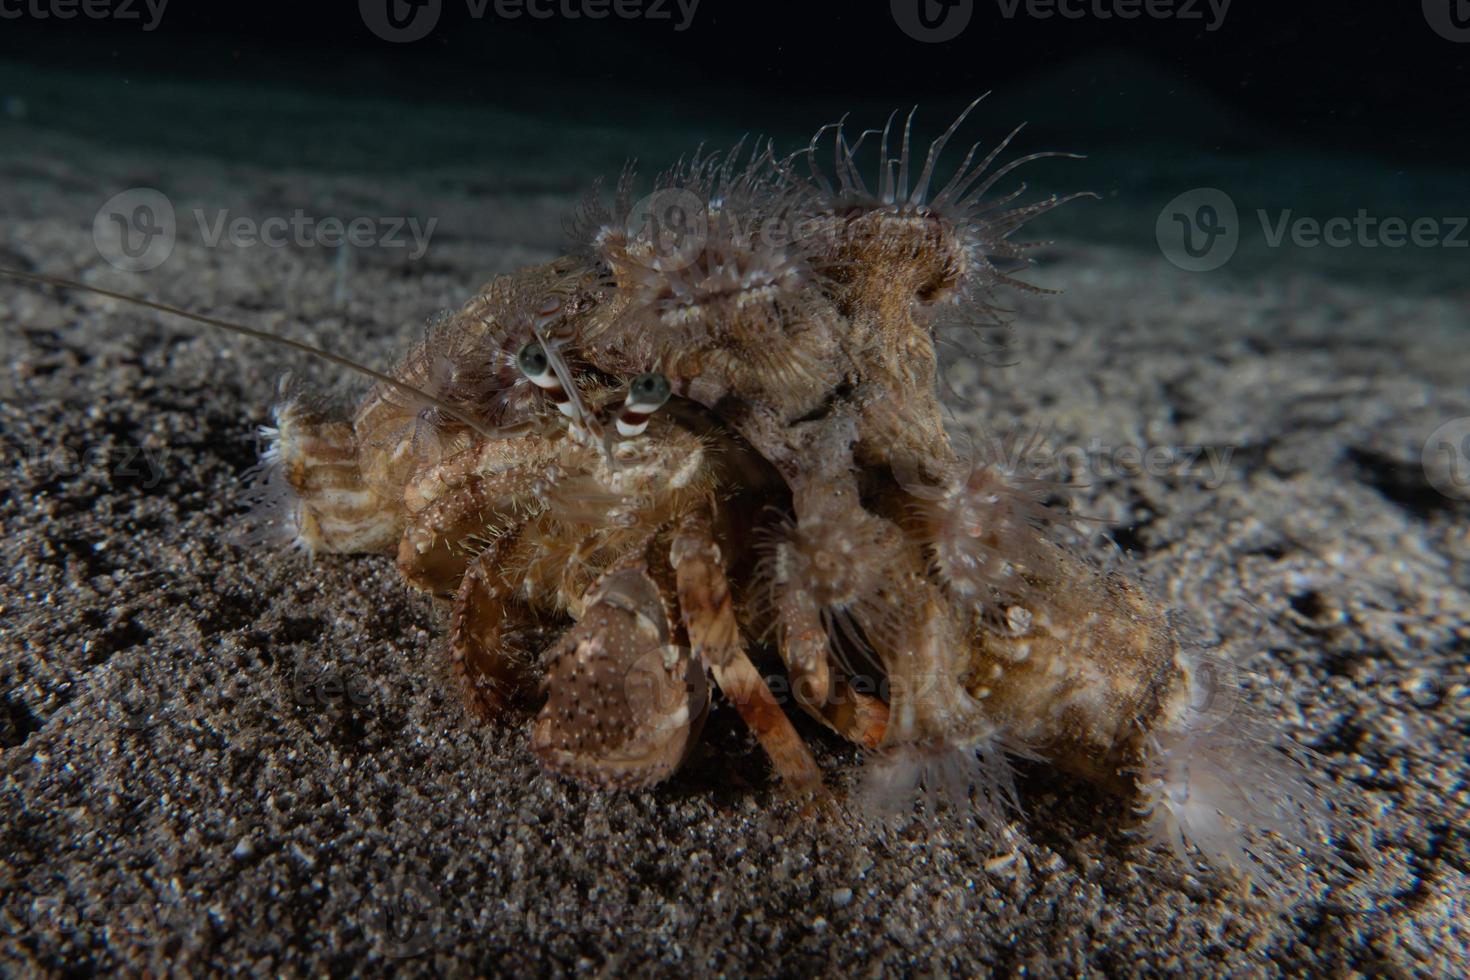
[236,402,306,550]
[571,143,839,405]
[357,311,534,470]
[859,735,1022,834]
[904,426,1078,632]
[1135,651,1365,903]
[798,96,1092,333]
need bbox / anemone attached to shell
[798,95,1093,335]
[889,424,1080,634]
[1135,651,1368,904]
[572,142,843,414]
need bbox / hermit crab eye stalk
[517,341,575,417]
[617,372,672,437]
[517,341,550,378]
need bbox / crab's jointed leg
[448,532,546,721]
[671,509,825,796]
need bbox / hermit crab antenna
[615,372,672,438]
[527,297,600,435]
[0,267,509,441]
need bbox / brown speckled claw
[530,561,708,790]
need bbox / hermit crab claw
[531,566,709,789]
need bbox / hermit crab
[1,98,1364,901]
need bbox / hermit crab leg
[799,675,889,751]
[448,534,541,720]
[671,509,824,795]
[396,465,547,596]
[393,435,562,595]
[768,560,888,749]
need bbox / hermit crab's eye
[517,342,550,381]
[617,372,672,437]
[517,341,576,416]
[629,372,671,410]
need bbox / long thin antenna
[529,295,612,463]
[0,267,509,441]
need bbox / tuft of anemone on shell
[898,425,1083,634]
[570,143,839,401]
[1134,650,1367,904]
[236,376,315,551]
[357,306,544,452]
[797,95,1094,332]
[236,409,307,551]
[858,734,1023,836]
[358,315,500,467]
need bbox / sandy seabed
[1,121,1467,977]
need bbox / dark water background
[1,1,1466,293]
